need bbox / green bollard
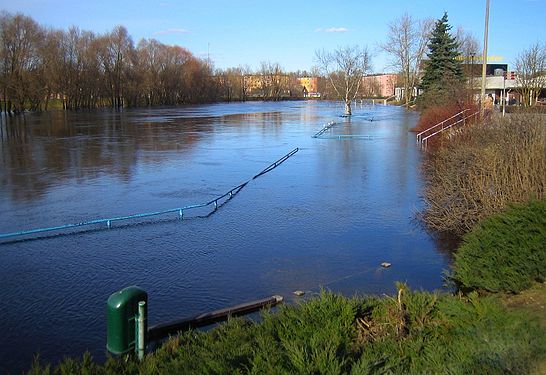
[106,286,148,355]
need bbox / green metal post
[106,286,148,355]
[137,301,146,360]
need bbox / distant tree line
[0,12,318,114]
[0,12,225,113]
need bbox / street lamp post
[480,0,490,116]
[470,54,475,100]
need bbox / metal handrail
[421,111,479,148]
[400,99,416,107]
[0,148,299,241]
[416,109,469,143]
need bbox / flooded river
[0,101,450,372]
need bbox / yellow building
[297,76,319,97]
[242,75,320,98]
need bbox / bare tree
[258,61,288,100]
[360,76,382,98]
[455,26,481,95]
[50,27,97,110]
[514,42,546,107]
[0,12,44,113]
[455,26,480,63]
[216,66,252,101]
[315,45,371,115]
[380,14,433,106]
[95,26,133,108]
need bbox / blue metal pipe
[0,148,299,241]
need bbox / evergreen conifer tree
[421,12,464,92]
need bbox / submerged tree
[0,12,44,113]
[420,12,464,95]
[315,46,371,116]
[0,12,221,113]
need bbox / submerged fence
[317,134,374,140]
[0,148,299,241]
[312,121,337,138]
[312,120,375,140]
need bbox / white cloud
[316,27,348,33]
[153,28,190,36]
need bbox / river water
[0,101,450,373]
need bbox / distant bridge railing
[0,148,299,241]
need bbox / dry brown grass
[421,113,545,235]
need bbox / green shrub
[452,199,546,293]
[351,290,544,374]
[252,290,360,374]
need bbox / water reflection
[1,109,295,203]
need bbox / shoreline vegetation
[0,12,394,116]
[28,199,546,374]
[0,13,300,114]
[419,112,545,236]
[28,287,546,375]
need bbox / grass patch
[500,282,546,375]
[29,287,546,374]
[501,282,546,319]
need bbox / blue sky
[2,0,544,73]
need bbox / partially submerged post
[147,294,284,341]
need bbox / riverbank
[420,112,544,235]
[28,198,546,374]
[28,285,546,374]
